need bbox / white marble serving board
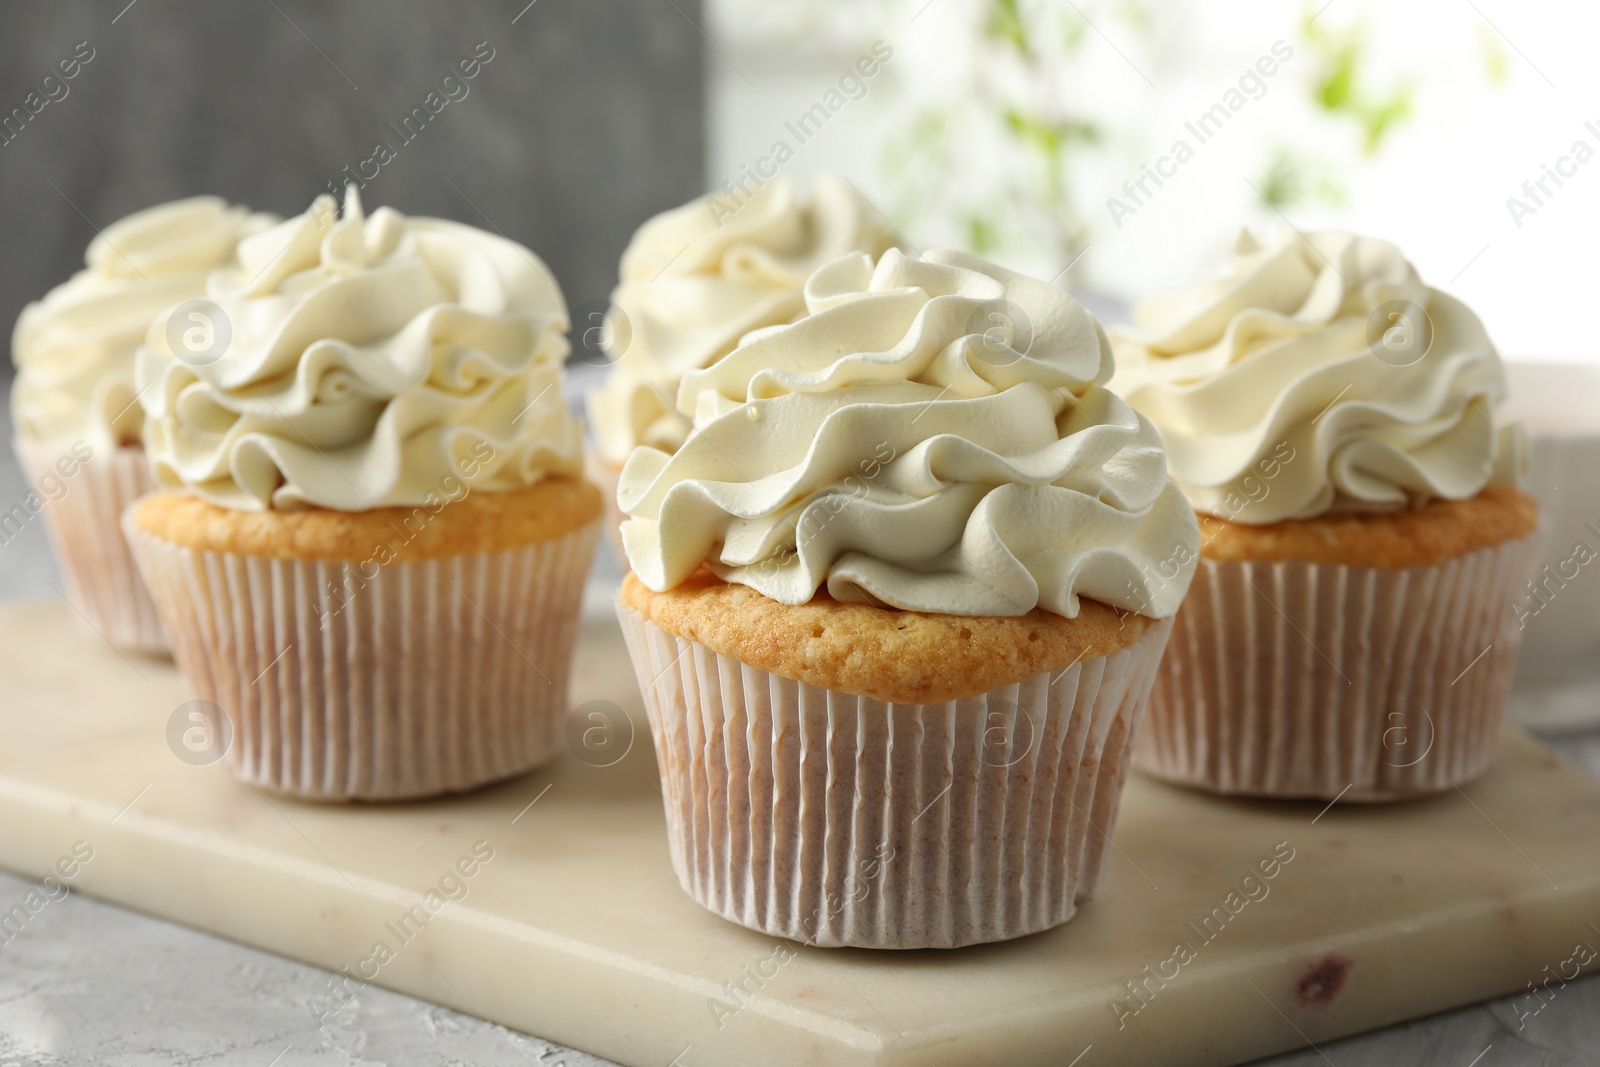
[2,599,1599,1067]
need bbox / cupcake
[585,174,900,560]
[615,248,1198,948]
[124,188,601,800]
[10,197,273,653]
[1110,230,1541,801]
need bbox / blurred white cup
[1501,360,1600,731]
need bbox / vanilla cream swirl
[12,197,274,450]
[138,187,582,511]
[1110,230,1519,524]
[586,174,900,464]
[619,248,1199,619]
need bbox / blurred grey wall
[0,0,706,383]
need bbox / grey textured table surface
[2,388,1599,1067]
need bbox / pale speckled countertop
[3,379,1600,1067]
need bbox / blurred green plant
[883,0,1122,279]
[1254,7,1510,211]
[713,0,1513,272]
[1478,25,1510,86]
[1301,8,1414,155]
[1257,4,1416,208]
[1259,148,1347,209]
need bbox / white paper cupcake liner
[617,602,1173,949]
[585,451,626,568]
[15,439,168,654]
[1134,530,1542,801]
[126,516,599,800]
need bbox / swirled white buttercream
[138,187,582,511]
[1110,230,1520,524]
[586,174,901,464]
[618,248,1199,620]
[11,197,274,450]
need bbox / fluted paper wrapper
[1135,531,1541,801]
[618,602,1173,949]
[16,440,167,654]
[126,517,599,800]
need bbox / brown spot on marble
[1296,954,1352,1008]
